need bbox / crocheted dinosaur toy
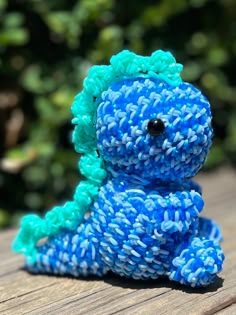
[13,50,224,287]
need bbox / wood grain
[0,167,235,315]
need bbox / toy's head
[72,50,213,185]
[96,77,212,181]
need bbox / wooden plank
[20,247,235,315]
[0,167,235,315]
[215,303,236,314]
[0,231,24,277]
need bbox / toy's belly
[89,178,191,279]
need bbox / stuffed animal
[13,50,224,287]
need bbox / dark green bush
[0,0,235,228]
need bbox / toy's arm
[156,190,204,235]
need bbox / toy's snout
[147,118,165,136]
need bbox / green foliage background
[0,0,235,228]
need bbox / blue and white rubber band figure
[13,50,224,287]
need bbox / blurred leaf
[200,70,227,91]
[39,145,55,157]
[6,146,35,160]
[191,32,208,52]
[21,66,56,93]
[23,165,48,185]
[2,146,37,173]
[36,96,71,126]
[24,192,43,209]
[182,61,202,81]
[0,0,7,12]
[36,97,56,121]
[190,0,208,8]
[89,25,123,62]
[0,28,28,45]
[45,11,71,35]
[207,46,229,66]
[56,149,78,167]
[50,89,74,108]
[0,209,10,228]
[4,13,24,28]
[142,0,188,27]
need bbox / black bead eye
[147,118,165,136]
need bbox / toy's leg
[168,236,224,287]
[26,221,108,277]
[198,217,223,243]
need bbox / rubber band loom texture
[13,50,224,287]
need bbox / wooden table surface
[0,168,235,315]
